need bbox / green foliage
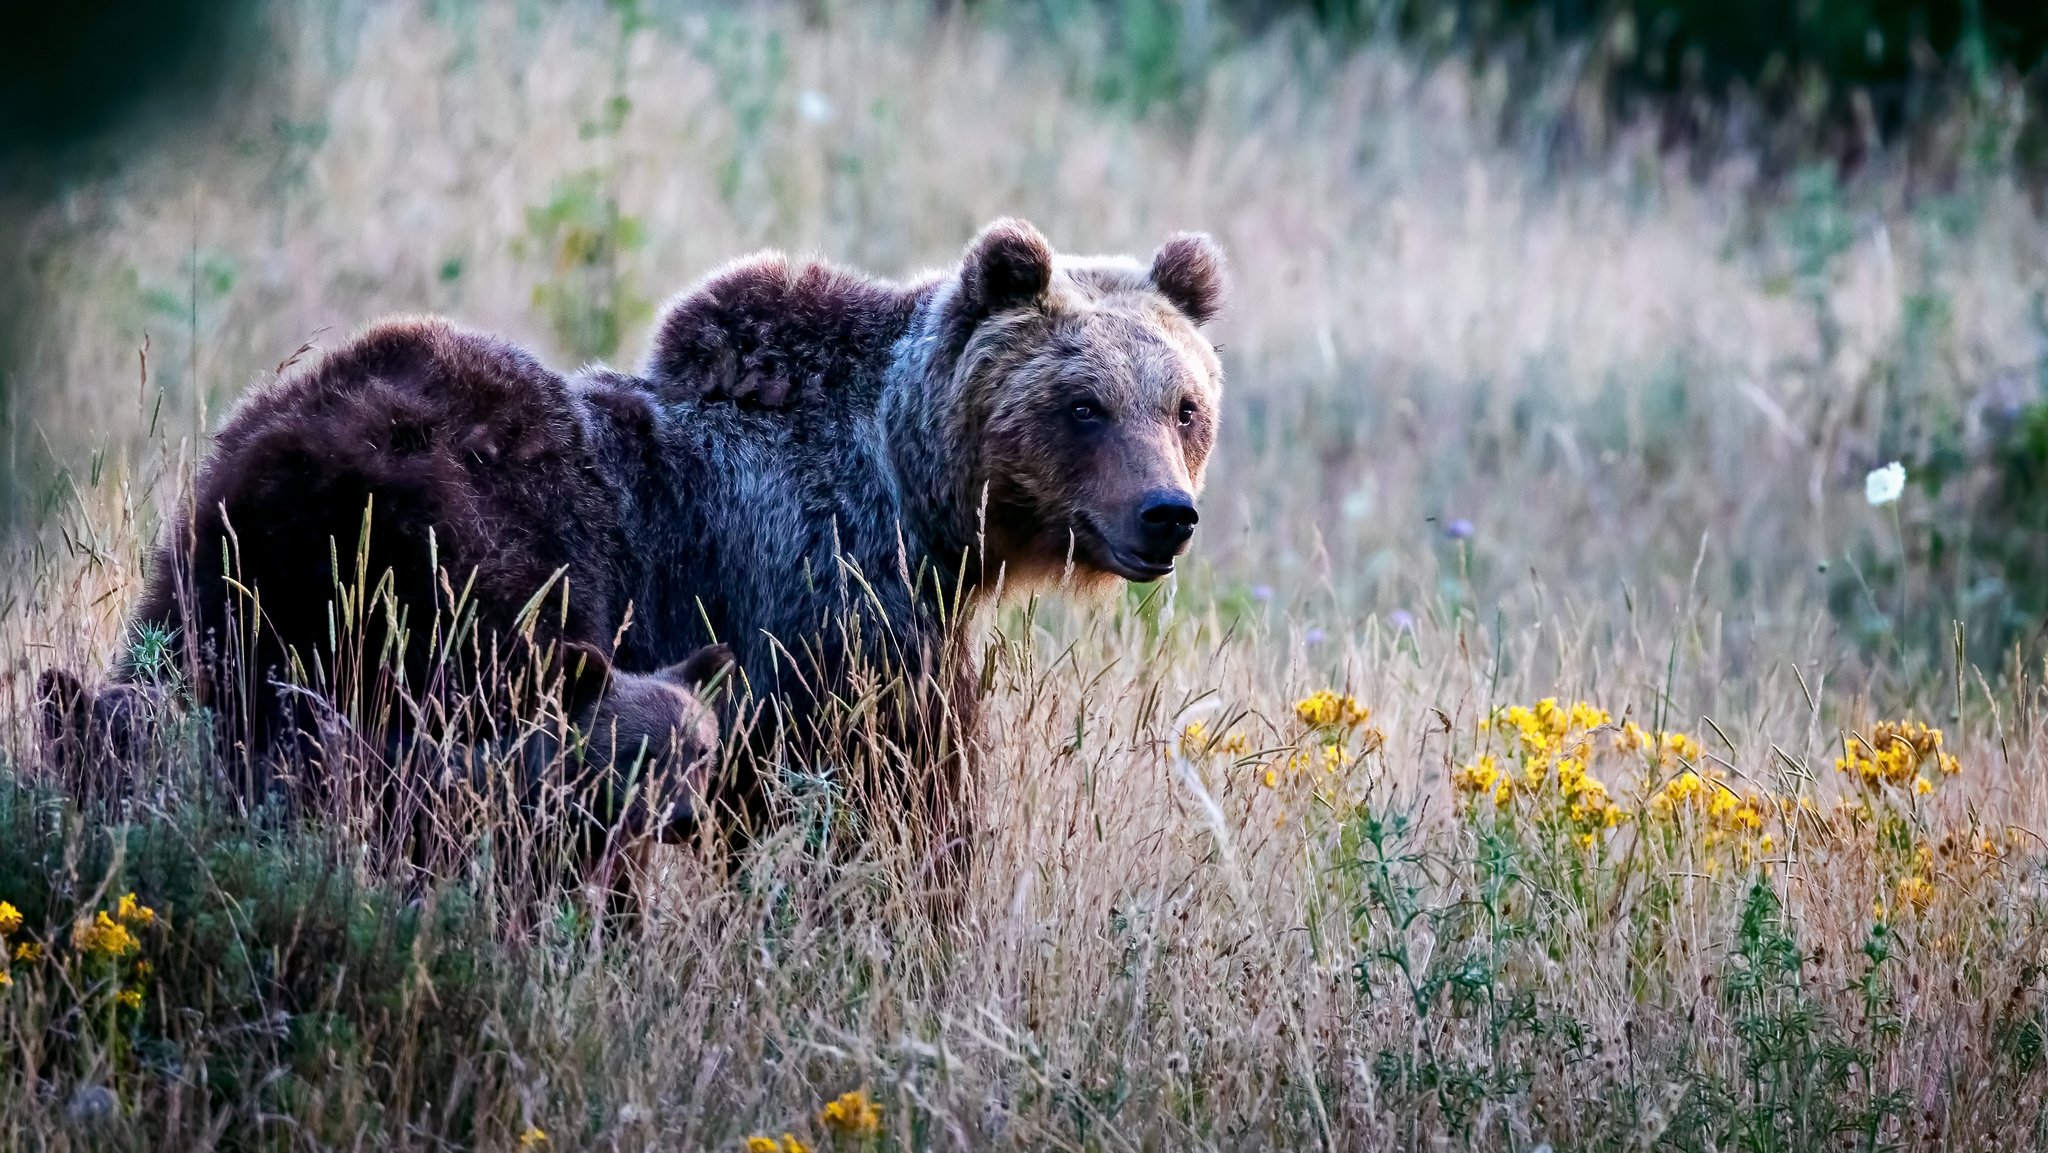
[1681,881,1905,1152]
[1240,0,2048,111]
[1015,0,2048,157]
[1340,802,1588,1141]
[522,171,650,362]
[517,0,650,362]
[1913,396,2048,659]
[0,771,526,1147]
[692,9,792,217]
[1327,780,1954,1150]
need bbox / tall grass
[5,1,2048,1148]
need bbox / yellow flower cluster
[1554,755,1626,838]
[1280,741,1357,779]
[1295,690,1371,730]
[1889,839,1943,916]
[72,892,156,961]
[820,1089,882,1136]
[0,901,18,990]
[73,911,140,958]
[1646,767,1777,863]
[1261,691,1386,797]
[1836,721,1959,794]
[1450,753,1502,797]
[1178,720,1251,759]
[1618,722,1703,766]
[116,892,155,927]
[1896,874,1935,913]
[743,1136,810,1153]
[1457,700,1626,844]
[1651,770,1748,827]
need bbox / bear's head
[928,218,1228,593]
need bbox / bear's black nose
[1138,490,1199,553]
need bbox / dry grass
[5,1,2048,1149]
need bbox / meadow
[5,1,2048,1148]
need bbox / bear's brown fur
[587,218,1227,872]
[40,319,729,877]
[47,217,1227,889]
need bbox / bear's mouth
[1108,551,1177,581]
[1068,514,1181,583]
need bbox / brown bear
[585,217,1227,868]
[44,217,1226,888]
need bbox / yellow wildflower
[0,902,20,936]
[1499,705,1555,754]
[1662,732,1702,762]
[0,970,11,989]
[782,1137,811,1153]
[519,1126,548,1148]
[1295,690,1369,730]
[745,1138,780,1153]
[116,987,143,1010]
[1914,776,1933,796]
[1617,721,1702,766]
[1568,701,1611,729]
[1897,875,1935,912]
[72,911,139,959]
[115,893,154,927]
[1452,754,1500,797]
[1183,722,1255,758]
[13,941,42,964]
[1838,721,1957,792]
[820,1089,883,1136]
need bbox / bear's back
[138,317,629,697]
[574,369,898,685]
[573,253,938,702]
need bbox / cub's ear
[559,641,616,710]
[663,642,737,693]
[959,218,1054,318]
[1149,232,1228,325]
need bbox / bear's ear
[1149,232,1228,326]
[559,641,616,710]
[662,643,737,694]
[959,218,1054,318]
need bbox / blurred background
[5,0,2047,687]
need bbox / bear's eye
[1177,399,1199,427]
[1070,401,1102,424]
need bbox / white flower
[796,89,836,125]
[1865,461,1905,506]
